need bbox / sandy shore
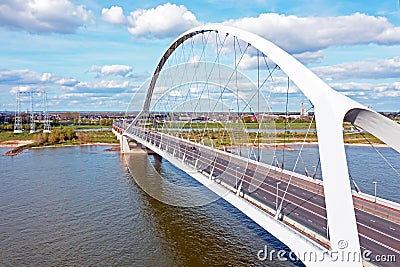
[0,140,119,148]
[29,142,119,149]
[2,140,119,156]
[344,143,389,148]
[0,140,35,147]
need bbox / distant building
[59,112,80,121]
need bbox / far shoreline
[222,142,390,150]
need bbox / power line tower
[42,89,51,133]
[14,91,23,133]
[29,88,35,134]
[13,88,51,134]
[4,109,8,124]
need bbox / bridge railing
[118,123,400,248]
[122,124,337,249]
[115,121,400,220]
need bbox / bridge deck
[115,123,399,266]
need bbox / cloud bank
[102,3,200,38]
[313,57,400,80]
[101,6,126,25]
[88,65,133,77]
[0,0,93,34]
[102,4,400,54]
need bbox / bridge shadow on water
[124,152,305,266]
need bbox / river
[0,145,398,265]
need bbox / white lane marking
[359,233,400,255]
[358,222,400,243]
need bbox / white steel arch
[138,24,400,265]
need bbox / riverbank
[0,140,35,147]
[30,142,119,149]
[1,140,119,156]
[1,128,119,156]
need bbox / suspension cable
[257,49,261,162]
[211,42,250,112]
[192,32,228,113]
[312,156,320,180]
[282,77,289,170]
[277,111,316,214]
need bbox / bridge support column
[112,128,121,140]
[120,135,131,153]
[315,105,361,266]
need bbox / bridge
[113,25,400,266]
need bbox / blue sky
[0,0,399,111]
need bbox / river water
[0,145,399,266]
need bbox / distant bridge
[113,25,400,266]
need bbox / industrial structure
[14,88,51,134]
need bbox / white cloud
[293,51,325,65]
[127,3,199,38]
[0,69,79,88]
[237,54,259,70]
[100,6,400,55]
[88,65,133,77]
[0,68,136,111]
[313,57,400,80]
[224,12,400,53]
[76,80,130,90]
[329,82,400,108]
[237,51,324,69]
[58,93,98,99]
[40,73,52,82]
[101,6,126,25]
[9,85,33,94]
[330,81,400,93]
[104,3,200,38]
[55,77,80,87]
[0,69,41,84]
[169,90,182,97]
[268,85,299,94]
[0,0,93,34]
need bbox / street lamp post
[373,181,377,203]
[276,182,281,210]
[236,167,239,188]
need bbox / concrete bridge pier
[120,135,131,153]
[111,128,121,140]
[119,134,157,155]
